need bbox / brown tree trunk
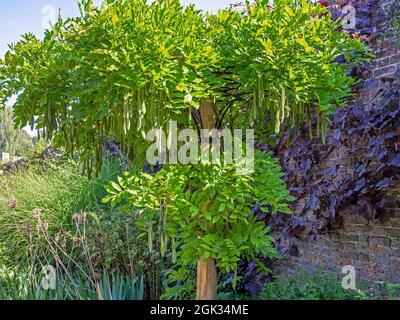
[196,100,218,300]
[196,257,217,300]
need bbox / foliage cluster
[104,151,294,279]
[260,269,371,300]
[0,0,369,173]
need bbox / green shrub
[84,157,126,211]
[375,282,400,300]
[261,269,370,300]
[161,266,196,300]
[104,151,293,279]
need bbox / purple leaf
[354,178,366,192]
[384,131,398,139]
[389,155,400,167]
[307,193,319,210]
[376,178,392,190]
[356,164,366,177]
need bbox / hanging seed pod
[150,84,155,128]
[148,224,154,253]
[281,85,286,125]
[172,238,177,264]
[142,101,147,131]
[257,74,264,114]
[123,100,128,135]
[275,100,281,133]
[232,268,237,289]
[160,233,167,256]
[307,104,313,139]
[321,113,327,144]
[163,233,168,255]
[250,89,257,127]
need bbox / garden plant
[0,0,371,300]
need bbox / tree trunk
[196,100,218,300]
[196,257,217,300]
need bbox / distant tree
[0,107,33,156]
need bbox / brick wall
[274,0,400,285]
[275,194,400,283]
[358,0,400,108]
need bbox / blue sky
[0,0,235,58]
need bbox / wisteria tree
[0,0,369,299]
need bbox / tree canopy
[0,0,369,172]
